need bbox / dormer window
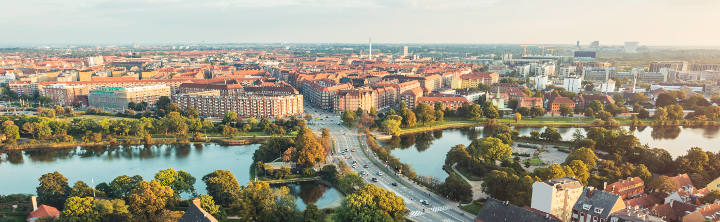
[594,208,604,214]
[583,204,592,211]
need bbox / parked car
[371,177,378,182]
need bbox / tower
[368,37,372,60]
[403,45,409,57]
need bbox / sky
[1,0,719,46]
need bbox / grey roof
[573,187,622,219]
[476,198,562,222]
[178,199,219,222]
[609,208,665,222]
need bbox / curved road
[306,107,474,222]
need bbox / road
[305,107,475,222]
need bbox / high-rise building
[531,177,584,222]
[649,61,687,72]
[563,76,583,93]
[403,46,409,57]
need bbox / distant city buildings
[88,85,171,112]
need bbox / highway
[305,107,475,222]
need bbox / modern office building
[88,85,171,112]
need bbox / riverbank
[0,136,266,152]
[392,117,720,137]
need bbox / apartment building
[40,84,90,106]
[174,90,303,118]
[334,88,376,112]
[453,72,499,89]
[416,96,468,111]
[531,177,584,222]
[8,81,37,97]
[301,79,353,111]
[88,85,171,112]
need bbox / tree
[198,194,221,219]
[566,160,590,184]
[336,184,405,222]
[434,110,444,123]
[2,121,19,142]
[202,170,241,206]
[153,169,196,195]
[530,130,540,140]
[467,137,512,163]
[401,109,416,128]
[127,180,174,221]
[341,110,356,126]
[369,107,378,117]
[60,196,101,221]
[438,173,472,203]
[336,173,366,194]
[37,171,71,209]
[295,128,326,167]
[514,113,521,123]
[469,104,483,121]
[666,104,684,120]
[303,203,325,222]
[646,176,676,193]
[483,170,535,206]
[483,103,499,119]
[319,165,339,184]
[564,147,598,169]
[676,147,709,174]
[381,116,402,136]
[414,103,436,126]
[541,127,561,142]
[655,93,677,107]
[71,181,101,198]
[655,107,668,121]
[156,96,171,111]
[223,111,238,125]
[559,105,572,117]
[235,181,298,221]
[103,175,143,199]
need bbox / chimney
[603,182,607,190]
[31,196,38,211]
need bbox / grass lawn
[524,157,544,166]
[0,215,25,222]
[398,120,479,134]
[461,202,484,215]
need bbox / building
[88,85,171,112]
[547,96,576,114]
[649,61,687,72]
[574,94,615,111]
[608,208,665,222]
[680,201,720,222]
[476,198,562,222]
[8,81,37,97]
[531,75,549,90]
[417,96,469,111]
[571,187,626,222]
[178,83,245,96]
[27,196,60,222]
[403,45,409,57]
[400,87,424,109]
[563,77,583,93]
[174,90,304,119]
[600,79,616,93]
[519,97,543,108]
[179,198,219,222]
[454,72,499,89]
[301,79,353,111]
[604,177,644,199]
[583,67,616,82]
[531,177,584,222]
[334,88,377,112]
[39,84,90,106]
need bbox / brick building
[40,84,90,106]
[88,85,171,112]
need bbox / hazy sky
[1,0,719,46]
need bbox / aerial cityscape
[3,1,720,222]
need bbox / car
[376,172,383,176]
[352,160,357,164]
[360,170,367,175]
[371,177,378,182]
[351,149,356,152]
[363,165,369,168]
[352,165,357,168]
[420,200,430,205]
[391,182,398,186]
[345,156,351,159]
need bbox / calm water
[0,143,341,209]
[385,126,720,181]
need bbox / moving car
[391,182,398,186]
[376,172,383,176]
[371,177,378,182]
[363,165,369,168]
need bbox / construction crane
[520,44,535,56]
[539,45,548,56]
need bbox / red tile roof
[27,205,59,220]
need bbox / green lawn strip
[460,202,483,214]
[356,136,405,185]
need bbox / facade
[574,94,615,111]
[455,72,499,89]
[8,81,37,97]
[334,88,376,112]
[400,87,424,109]
[531,75,549,90]
[174,91,303,119]
[519,97,544,108]
[604,177,644,199]
[531,177,584,222]
[564,77,583,93]
[40,84,90,106]
[547,96,576,114]
[571,187,626,222]
[416,96,468,111]
[88,85,171,112]
[301,79,353,111]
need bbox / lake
[0,143,341,210]
[385,126,720,181]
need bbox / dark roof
[572,187,622,219]
[476,198,561,222]
[179,198,219,222]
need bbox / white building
[0,73,16,84]
[531,177,584,222]
[531,75,549,90]
[600,79,616,93]
[517,64,532,77]
[563,76,583,93]
[559,66,577,78]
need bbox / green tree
[70,181,102,198]
[303,203,325,222]
[380,116,402,136]
[559,105,572,117]
[336,173,366,194]
[469,104,484,121]
[401,109,416,128]
[541,127,561,142]
[656,93,677,107]
[514,113,521,123]
[336,184,405,222]
[566,160,590,184]
[236,181,298,221]
[467,137,513,163]
[413,103,436,126]
[198,194,221,219]
[104,175,143,199]
[483,103,499,119]
[153,169,196,195]
[295,128,326,167]
[483,170,535,206]
[37,171,71,209]
[127,180,174,221]
[564,147,598,169]
[223,111,238,125]
[438,173,472,203]
[202,170,241,206]
[341,110,356,126]
[60,196,100,221]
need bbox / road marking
[408,210,425,217]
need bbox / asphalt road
[305,107,474,222]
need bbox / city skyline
[2,0,720,46]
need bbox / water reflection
[282,182,343,210]
[650,126,681,140]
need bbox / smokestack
[31,196,38,211]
